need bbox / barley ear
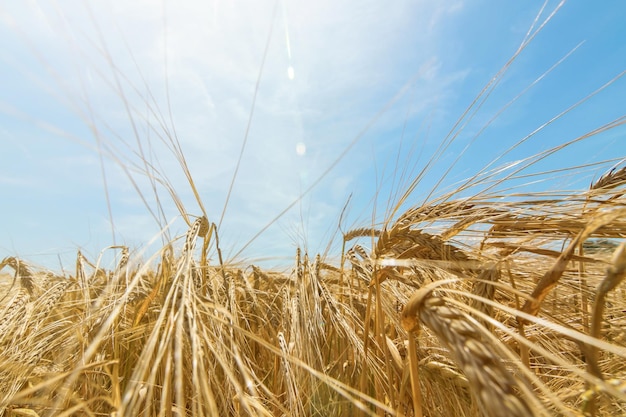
[521,208,626,321]
[402,286,534,417]
[591,165,626,191]
[588,241,626,378]
[0,257,34,297]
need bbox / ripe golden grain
[3,4,626,416]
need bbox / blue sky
[0,0,625,272]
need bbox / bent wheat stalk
[589,241,626,379]
[401,285,534,417]
[591,165,626,191]
[0,257,35,299]
[521,208,626,321]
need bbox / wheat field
[2,1,626,417]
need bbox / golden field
[1,2,625,416]
[1,176,626,416]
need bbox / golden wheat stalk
[589,241,626,377]
[521,208,626,321]
[401,285,536,417]
[0,288,29,344]
[0,257,34,298]
[591,166,626,191]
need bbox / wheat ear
[401,286,533,417]
[521,208,626,321]
[591,165,626,191]
[0,257,34,298]
[589,241,626,378]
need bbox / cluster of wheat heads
[0,167,625,416]
[2,1,626,416]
